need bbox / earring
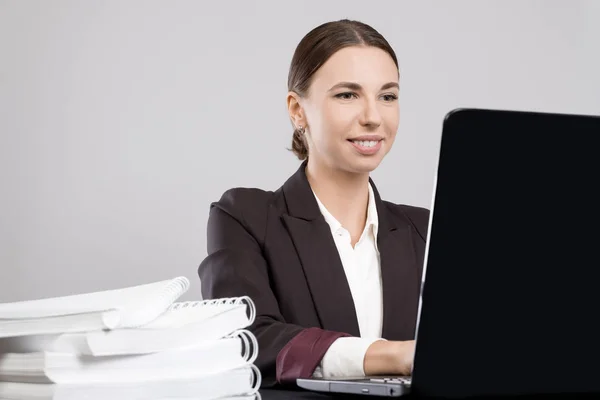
[297,125,305,134]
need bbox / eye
[335,92,358,100]
[381,93,398,102]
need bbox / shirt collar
[312,183,380,242]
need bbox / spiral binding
[161,276,191,301]
[117,276,191,329]
[228,364,262,396]
[226,329,258,364]
[249,363,262,394]
[168,296,256,324]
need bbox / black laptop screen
[412,109,600,398]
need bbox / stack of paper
[0,276,261,400]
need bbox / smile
[348,139,383,155]
[350,140,379,148]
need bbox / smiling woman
[289,49,400,170]
[198,19,430,388]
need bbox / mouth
[347,139,381,148]
[347,137,384,155]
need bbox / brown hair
[287,19,399,160]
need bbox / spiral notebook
[0,297,256,356]
[0,329,258,384]
[0,277,190,338]
[0,364,261,400]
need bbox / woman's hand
[363,340,415,376]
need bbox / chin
[344,156,384,174]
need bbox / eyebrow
[328,81,399,92]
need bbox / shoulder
[209,187,280,238]
[212,187,277,218]
[214,187,274,210]
[383,201,431,241]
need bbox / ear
[286,91,306,129]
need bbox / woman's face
[291,45,400,175]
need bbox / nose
[359,98,382,129]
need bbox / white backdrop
[1,0,598,301]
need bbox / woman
[198,19,430,388]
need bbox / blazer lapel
[371,181,422,340]
[281,162,361,336]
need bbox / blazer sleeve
[198,189,350,387]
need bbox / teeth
[353,140,378,148]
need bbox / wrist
[363,340,413,376]
[363,339,396,376]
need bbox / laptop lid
[411,108,600,398]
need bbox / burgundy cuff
[276,327,351,385]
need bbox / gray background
[1,0,598,302]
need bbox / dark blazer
[198,161,430,387]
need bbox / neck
[305,157,370,239]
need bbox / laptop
[297,108,600,398]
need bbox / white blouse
[311,184,384,378]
